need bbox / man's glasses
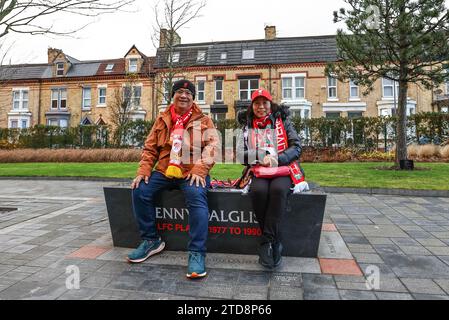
[175,89,193,96]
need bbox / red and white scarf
[251,115,304,184]
[165,104,193,179]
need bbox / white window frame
[196,77,206,104]
[82,87,92,110]
[220,52,227,60]
[10,119,18,128]
[128,58,138,73]
[382,77,399,99]
[51,88,67,110]
[214,78,224,102]
[56,62,64,76]
[172,52,180,63]
[238,78,259,101]
[105,64,114,71]
[288,106,311,119]
[327,76,338,100]
[12,88,29,110]
[349,80,360,100]
[47,119,57,126]
[197,51,206,62]
[98,86,107,106]
[123,84,142,109]
[212,113,226,121]
[59,119,68,128]
[281,73,306,101]
[242,49,255,60]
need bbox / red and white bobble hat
[251,88,273,103]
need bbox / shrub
[407,144,419,158]
[440,145,449,159]
[0,148,141,163]
[417,144,440,159]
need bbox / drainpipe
[268,64,272,93]
[37,79,42,125]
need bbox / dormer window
[56,62,64,76]
[106,64,114,71]
[220,52,227,60]
[129,59,138,73]
[197,50,206,62]
[172,52,180,63]
[242,49,255,60]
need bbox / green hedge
[1,112,448,150]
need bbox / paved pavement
[1,179,449,300]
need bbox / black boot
[258,240,274,269]
[273,241,283,268]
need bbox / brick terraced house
[0,45,154,129]
[0,26,446,129]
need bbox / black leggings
[249,176,292,242]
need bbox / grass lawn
[0,162,448,190]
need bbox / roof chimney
[47,47,62,64]
[265,25,276,40]
[159,28,181,48]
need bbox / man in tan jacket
[127,79,218,279]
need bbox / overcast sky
[5,0,346,64]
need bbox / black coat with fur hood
[236,105,302,166]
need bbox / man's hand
[131,175,149,189]
[186,173,206,188]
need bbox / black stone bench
[103,187,327,258]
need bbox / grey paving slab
[412,294,449,300]
[400,278,446,295]
[57,287,101,300]
[91,288,131,300]
[382,254,449,279]
[270,272,302,287]
[318,231,353,259]
[358,225,409,238]
[302,274,336,290]
[303,288,340,300]
[0,281,68,300]
[232,285,268,300]
[339,289,377,300]
[268,286,303,300]
[352,252,384,264]
[374,292,414,300]
[433,279,449,295]
[427,247,449,256]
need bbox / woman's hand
[262,155,279,167]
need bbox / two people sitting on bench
[127,82,303,276]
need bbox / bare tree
[0,0,136,38]
[151,0,206,118]
[109,72,140,146]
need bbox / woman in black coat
[236,88,303,269]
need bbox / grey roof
[1,61,104,80]
[41,62,102,78]
[0,64,48,80]
[66,55,82,64]
[155,35,338,68]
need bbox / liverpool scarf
[165,104,193,179]
[251,115,304,184]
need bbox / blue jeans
[132,171,210,254]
